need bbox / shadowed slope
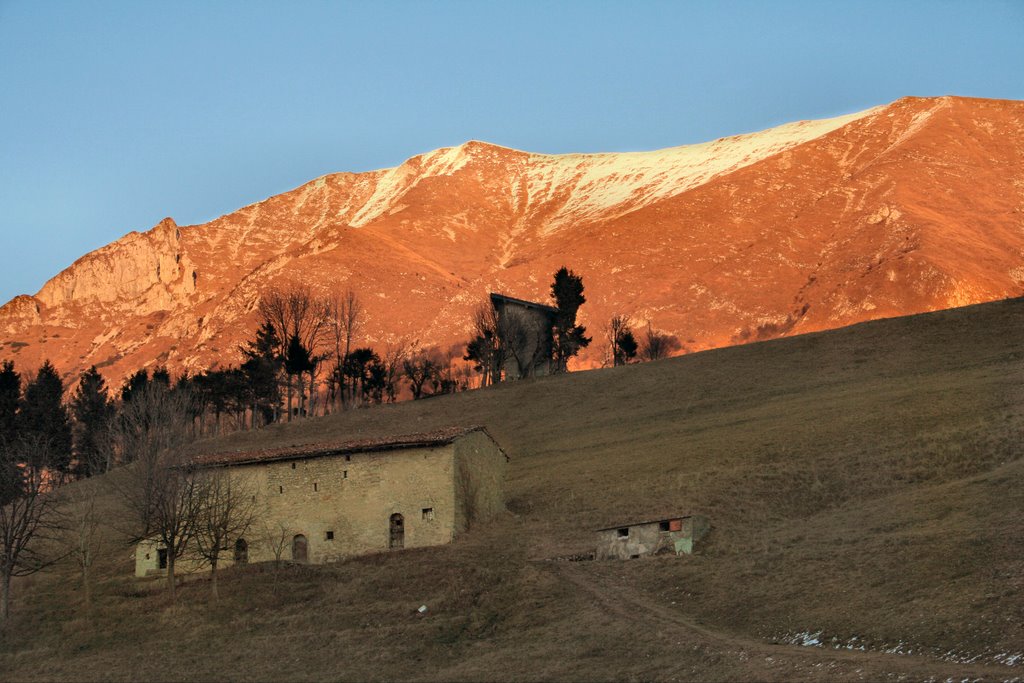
[2,296,1021,681]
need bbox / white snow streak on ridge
[525,107,880,231]
[347,106,878,230]
[349,146,475,228]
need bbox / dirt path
[550,561,1019,681]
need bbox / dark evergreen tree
[284,334,314,418]
[343,348,379,403]
[240,321,282,425]
[70,366,115,477]
[0,361,20,446]
[363,356,389,404]
[151,366,172,389]
[19,361,72,473]
[120,369,149,403]
[615,328,638,365]
[550,267,591,372]
[0,361,21,506]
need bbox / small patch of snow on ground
[774,630,1022,669]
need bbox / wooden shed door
[389,513,404,549]
[292,534,308,563]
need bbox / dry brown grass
[1,297,1022,681]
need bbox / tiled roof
[193,425,502,468]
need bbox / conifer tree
[240,321,282,425]
[0,361,20,446]
[70,366,115,476]
[19,361,72,473]
[120,369,149,403]
[284,334,314,418]
[550,267,591,372]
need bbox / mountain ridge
[2,95,1022,386]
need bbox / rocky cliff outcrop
[2,95,1022,387]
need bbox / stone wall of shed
[453,430,508,531]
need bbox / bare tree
[260,521,291,569]
[639,322,682,362]
[326,289,363,410]
[607,314,639,367]
[259,286,331,420]
[464,303,504,387]
[112,385,199,603]
[498,307,550,380]
[0,434,66,621]
[60,479,105,619]
[403,347,441,400]
[190,468,257,600]
[382,339,413,403]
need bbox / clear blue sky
[1,1,1022,304]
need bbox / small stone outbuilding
[135,426,508,577]
[595,515,710,560]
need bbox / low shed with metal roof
[595,514,710,560]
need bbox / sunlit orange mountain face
[2,96,1022,386]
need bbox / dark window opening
[617,528,629,538]
[325,531,334,541]
[279,485,284,494]
[343,470,348,479]
[422,507,434,520]
[345,455,351,462]
[291,462,296,470]
[659,521,670,532]
[158,548,168,569]
[234,538,248,564]
[313,482,318,492]
[630,554,641,559]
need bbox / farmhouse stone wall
[135,430,506,577]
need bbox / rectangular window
[313,482,318,492]
[291,462,296,470]
[279,485,284,494]
[617,528,629,539]
[659,521,670,532]
[158,548,168,569]
[345,455,351,462]
[325,531,334,541]
[422,507,434,520]
[343,470,348,479]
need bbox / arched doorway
[233,538,248,565]
[292,534,308,562]
[389,513,404,549]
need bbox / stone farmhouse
[135,426,508,577]
[489,292,559,379]
[594,514,710,560]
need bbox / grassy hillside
[2,297,1022,681]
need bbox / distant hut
[595,515,710,560]
[489,292,558,379]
